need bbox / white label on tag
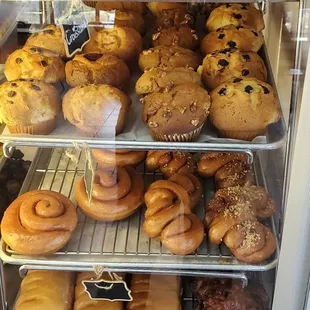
[99,10,116,28]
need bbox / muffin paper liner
[7,118,56,135]
[217,128,266,141]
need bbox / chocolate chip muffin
[156,8,194,28]
[147,2,186,16]
[142,83,210,141]
[0,80,61,135]
[199,49,267,89]
[210,77,281,140]
[25,25,66,58]
[65,53,130,88]
[139,46,201,71]
[4,46,65,83]
[152,26,199,50]
[136,67,201,95]
[201,25,264,55]
[206,4,265,32]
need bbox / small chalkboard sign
[61,24,90,58]
[82,279,133,301]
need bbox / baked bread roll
[63,84,131,136]
[200,49,267,90]
[201,25,264,55]
[206,4,265,32]
[75,272,123,310]
[1,190,77,254]
[142,83,210,142]
[25,25,66,58]
[5,46,65,83]
[92,149,146,167]
[0,79,61,135]
[15,271,75,310]
[128,274,181,310]
[95,1,146,14]
[156,8,194,28]
[83,27,142,63]
[139,46,201,71]
[146,151,195,178]
[147,2,185,16]
[75,167,144,221]
[143,173,203,255]
[152,26,199,51]
[65,53,130,88]
[209,77,281,140]
[136,67,201,95]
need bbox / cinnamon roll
[75,167,144,221]
[1,190,77,255]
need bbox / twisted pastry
[92,149,146,167]
[143,173,204,255]
[146,151,195,178]
[75,167,144,221]
[1,190,77,255]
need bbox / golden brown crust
[142,83,210,141]
[0,79,61,127]
[152,26,199,51]
[200,49,267,90]
[63,84,131,136]
[5,46,65,83]
[139,46,201,71]
[65,53,130,88]
[206,4,265,32]
[83,27,142,62]
[15,271,75,310]
[75,167,144,221]
[156,8,194,28]
[147,2,186,16]
[201,25,264,55]
[136,67,201,95]
[209,78,281,140]
[25,25,66,58]
[1,190,77,255]
[95,1,146,14]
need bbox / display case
[0,0,309,309]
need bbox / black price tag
[82,279,133,301]
[61,24,90,57]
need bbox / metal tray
[0,148,279,272]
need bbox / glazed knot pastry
[139,46,201,71]
[92,149,146,167]
[25,25,66,58]
[206,4,265,32]
[143,173,203,255]
[5,46,65,83]
[136,67,201,95]
[0,79,61,135]
[146,151,196,178]
[1,190,78,255]
[152,26,199,51]
[142,83,211,141]
[210,77,281,140]
[156,8,194,28]
[83,26,142,62]
[199,49,267,90]
[201,25,264,55]
[65,53,130,88]
[75,167,144,221]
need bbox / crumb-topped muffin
[142,83,210,141]
[0,79,61,135]
[156,8,194,28]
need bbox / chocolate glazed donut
[75,167,144,221]
[1,190,77,255]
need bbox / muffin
[4,46,65,83]
[206,4,265,32]
[25,25,66,58]
[0,80,61,135]
[139,46,201,71]
[83,26,142,62]
[152,26,199,51]
[143,83,210,141]
[136,67,201,95]
[210,77,281,140]
[65,53,130,88]
[201,25,264,55]
[147,2,186,16]
[63,84,131,136]
[156,8,194,28]
[199,49,267,90]
[95,1,147,14]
